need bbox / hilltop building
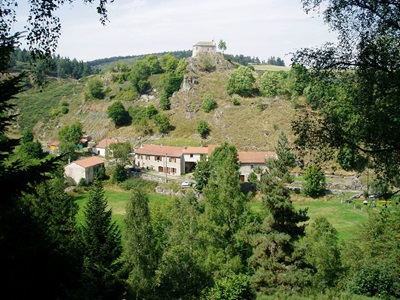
[192,41,216,57]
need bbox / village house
[48,141,60,154]
[64,156,105,185]
[135,144,185,175]
[91,138,121,157]
[237,151,278,182]
[134,143,277,182]
[192,41,216,57]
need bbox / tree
[80,177,124,299]
[227,66,255,97]
[201,93,217,113]
[249,140,311,294]
[124,188,158,299]
[197,120,210,138]
[201,143,250,276]
[112,164,127,183]
[109,141,132,165]
[218,40,227,54]
[154,113,171,133]
[192,154,210,192]
[145,104,158,119]
[58,121,83,145]
[107,101,132,127]
[87,78,105,99]
[302,165,326,198]
[258,70,287,97]
[156,193,209,299]
[275,130,296,168]
[21,128,34,144]
[292,0,400,184]
[302,217,342,291]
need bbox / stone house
[91,138,121,157]
[237,151,278,182]
[192,41,216,57]
[64,156,105,185]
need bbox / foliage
[266,56,285,66]
[198,120,210,138]
[227,66,256,97]
[302,217,342,291]
[292,0,400,184]
[109,141,132,165]
[348,262,397,299]
[302,165,326,198]
[79,177,124,299]
[232,96,240,106]
[250,143,311,294]
[112,164,127,183]
[124,188,158,299]
[155,193,209,299]
[275,130,296,168]
[145,104,158,119]
[202,93,217,113]
[87,78,105,99]
[205,272,256,300]
[107,101,132,127]
[218,40,227,54]
[197,52,216,72]
[154,113,171,133]
[337,145,364,172]
[192,154,211,192]
[57,121,83,145]
[258,70,287,97]
[159,91,171,110]
[96,164,108,181]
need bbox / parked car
[181,181,192,188]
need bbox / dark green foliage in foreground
[80,178,124,299]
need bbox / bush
[197,120,210,138]
[119,178,157,193]
[227,66,255,97]
[232,97,240,106]
[302,165,326,198]
[205,273,256,300]
[112,164,127,183]
[202,93,217,113]
[77,178,87,187]
[107,101,132,127]
[87,78,105,99]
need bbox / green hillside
[14,54,297,153]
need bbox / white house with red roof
[237,151,278,181]
[192,41,216,57]
[91,138,121,157]
[64,156,105,185]
[134,143,277,181]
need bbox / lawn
[74,186,369,242]
[74,188,172,231]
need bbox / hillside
[14,54,298,153]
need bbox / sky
[14,0,338,63]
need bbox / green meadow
[74,186,369,242]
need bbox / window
[251,164,254,169]
[155,156,161,161]
[190,154,193,158]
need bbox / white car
[181,181,192,188]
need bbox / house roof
[135,144,184,157]
[66,156,105,168]
[238,151,278,164]
[95,139,121,149]
[193,41,216,47]
[183,146,209,155]
[49,141,60,147]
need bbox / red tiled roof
[96,139,121,148]
[135,144,184,157]
[50,141,60,146]
[183,146,209,154]
[68,156,105,168]
[238,151,278,164]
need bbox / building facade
[64,156,105,185]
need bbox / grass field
[74,185,369,242]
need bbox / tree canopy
[292,0,400,184]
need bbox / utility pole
[165,153,168,183]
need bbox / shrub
[232,97,240,106]
[112,164,127,183]
[197,120,210,138]
[107,101,132,127]
[226,66,255,97]
[302,165,326,198]
[87,78,105,99]
[202,93,217,113]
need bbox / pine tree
[249,146,311,294]
[124,188,158,299]
[156,193,209,299]
[202,143,250,276]
[80,177,123,299]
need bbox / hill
[13,54,296,152]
